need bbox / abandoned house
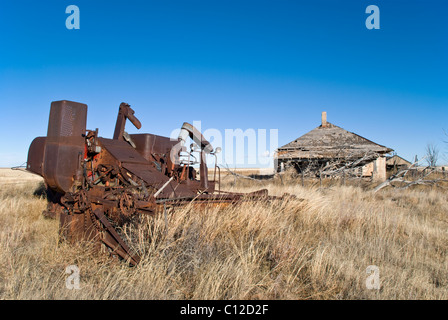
[386,155,411,173]
[275,112,394,181]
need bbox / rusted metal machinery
[27,100,285,265]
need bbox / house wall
[361,157,387,181]
[373,156,386,181]
[277,156,388,181]
[362,162,374,177]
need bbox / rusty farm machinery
[26,100,287,265]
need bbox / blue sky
[1,0,447,167]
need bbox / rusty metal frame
[27,100,289,265]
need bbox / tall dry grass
[0,173,447,299]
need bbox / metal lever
[113,102,142,140]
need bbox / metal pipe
[153,176,174,198]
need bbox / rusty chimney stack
[321,111,327,128]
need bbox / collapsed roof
[276,112,393,161]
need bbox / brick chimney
[321,111,327,127]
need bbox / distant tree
[425,143,439,167]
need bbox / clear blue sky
[1,0,447,167]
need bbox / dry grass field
[0,168,447,300]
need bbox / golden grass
[0,170,447,299]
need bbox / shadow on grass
[33,181,47,198]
